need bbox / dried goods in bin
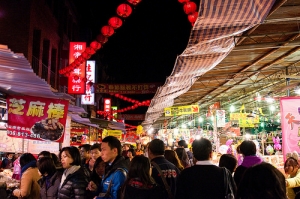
[31,118,64,141]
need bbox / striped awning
[143,0,276,128]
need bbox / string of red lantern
[59,0,142,77]
[178,0,198,26]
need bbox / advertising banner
[216,110,226,127]
[95,83,160,94]
[107,130,122,140]
[120,114,145,121]
[124,131,139,143]
[280,97,300,157]
[230,113,259,127]
[164,105,199,116]
[7,95,69,142]
[68,42,86,94]
[81,60,95,105]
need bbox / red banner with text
[7,95,69,142]
[68,42,86,94]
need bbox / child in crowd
[285,156,300,199]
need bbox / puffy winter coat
[39,170,63,199]
[57,167,90,199]
[96,156,129,199]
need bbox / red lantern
[178,0,190,3]
[101,26,115,37]
[115,94,120,97]
[127,0,142,6]
[108,17,123,29]
[96,34,108,44]
[74,59,81,66]
[85,47,96,55]
[188,12,198,24]
[90,41,101,50]
[117,4,132,18]
[183,2,197,15]
[81,52,91,59]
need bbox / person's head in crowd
[59,146,81,169]
[90,143,101,161]
[127,148,136,160]
[192,138,212,161]
[101,136,122,163]
[136,143,142,150]
[127,155,155,188]
[236,162,287,199]
[94,157,105,177]
[20,153,37,168]
[6,153,14,159]
[178,140,188,148]
[284,157,299,176]
[219,154,238,173]
[147,139,165,160]
[123,144,130,151]
[239,140,256,156]
[50,153,62,168]
[79,144,91,160]
[38,151,52,160]
[37,157,56,177]
[175,148,188,162]
[164,150,184,171]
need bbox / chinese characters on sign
[7,95,69,142]
[95,83,161,94]
[81,60,95,105]
[68,42,86,94]
[280,97,300,156]
[164,105,199,116]
[229,113,259,127]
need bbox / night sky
[73,0,197,124]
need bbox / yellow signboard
[164,105,199,116]
[230,113,260,127]
[107,130,122,140]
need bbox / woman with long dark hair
[12,153,40,199]
[57,146,90,199]
[121,155,164,199]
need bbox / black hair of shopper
[127,148,136,156]
[284,157,299,173]
[127,155,155,188]
[175,148,188,161]
[236,162,287,199]
[219,154,237,173]
[178,140,188,148]
[192,138,212,161]
[20,153,37,168]
[102,136,122,155]
[59,146,81,166]
[91,143,101,151]
[38,151,52,158]
[50,153,62,167]
[37,157,56,176]
[148,139,165,155]
[79,144,91,152]
[239,140,256,156]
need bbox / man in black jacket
[175,138,237,199]
[88,136,129,199]
[148,139,180,199]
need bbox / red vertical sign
[68,42,86,94]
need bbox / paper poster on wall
[0,130,23,153]
[280,97,300,157]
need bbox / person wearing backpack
[88,136,129,199]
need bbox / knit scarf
[59,165,81,188]
[241,155,263,168]
[21,160,37,177]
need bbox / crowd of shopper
[0,137,297,199]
